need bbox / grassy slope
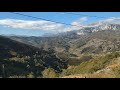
[60,52,120,78]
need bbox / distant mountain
[67,30,120,55]
[76,22,120,35]
[7,21,120,59]
[8,30,120,55]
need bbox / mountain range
[75,22,120,35]
[1,21,120,78]
[8,22,120,55]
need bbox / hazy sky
[0,12,120,36]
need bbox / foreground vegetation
[60,52,120,78]
[1,51,120,78]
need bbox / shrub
[27,72,35,78]
[111,66,120,78]
[42,68,57,78]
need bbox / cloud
[0,19,64,31]
[1,17,120,33]
[0,17,88,33]
[100,17,120,24]
[85,17,120,28]
[61,17,88,32]
[79,17,88,22]
[71,17,87,26]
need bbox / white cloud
[0,19,64,31]
[0,17,88,33]
[85,17,120,28]
[80,17,88,22]
[1,17,120,34]
[61,17,88,32]
[61,25,84,32]
[71,17,87,26]
[100,17,120,24]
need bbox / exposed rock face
[77,23,120,35]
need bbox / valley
[1,29,120,78]
[1,13,120,78]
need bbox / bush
[111,66,120,78]
[42,68,57,78]
[27,72,35,78]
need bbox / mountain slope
[8,30,120,58]
[0,36,68,77]
[61,52,120,78]
[69,30,120,55]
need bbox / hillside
[9,30,120,55]
[61,52,120,78]
[0,36,68,78]
[69,30,120,55]
[3,30,120,78]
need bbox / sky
[0,12,120,36]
